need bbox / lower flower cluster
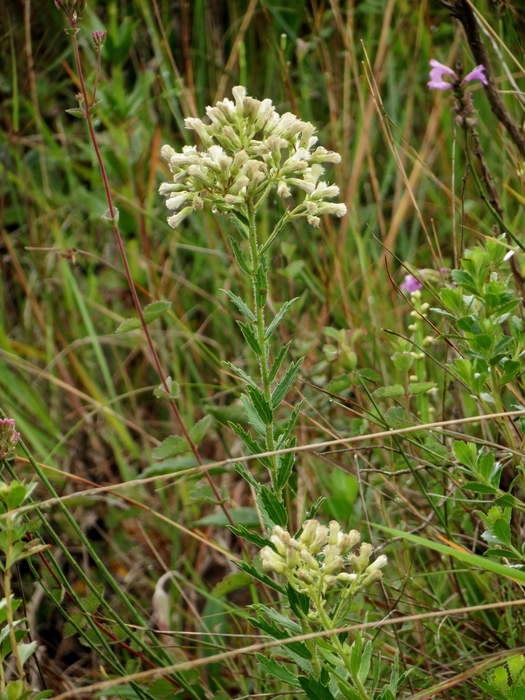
[261,520,387,597]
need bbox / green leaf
[153,435,191,460]
[265,299,299,340]
[229,524,270,549]
[276,446,295,492]
[465,482,497,494]
[357,640,372,683]
[304,497,326,521]
[253,605,302,634]
[193,507,260,528]
[269,342,292,383]
[212,571,253,598]
[232,461,259,489]
[287,584,310,617]
[6,680,23,700]
[350,631,362,679]
[189,415,213,445]
[116,300,172,333]
[271,358,304,408]
[453,441,477,469]
[229,424,272,469]
[500,360,521,384]
[221,288,255,322]
[223,361,258,389]
[257,486,288,528]
[256,257,269,308]
[408,381,435,396]
[277,400,304,444]
[248,616,310,659]
[238,562,286,594]
[358,368,381,382]
[484,549,521,559]
[153,376,180,400]
[492,519,512,547]
[240,394,267,437]
[65,107,86,118]
[299,675,337,700]
[16,641,37,666]
[237,320,262,355]
[373,384,405,399]
[229,215,249,240]
[255,654,301,687]
[246,385,273,425]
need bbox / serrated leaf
[265,298,299,339]
[269,342,292,383]
[153,435,191,460]
[271,358,304,408]
[237,320,262,355]
[248,615,310,659]
[229,423,272,469]
[276,447,295,492]
[257,486,288,528]
[229,215,249,240]
[229,524,270,549]
[299,675,337,700]
[189,415,213,445]
[238,562,286,594]
[221,289,255,321]
[277,400,304,445]
[246,385,273,425]
[232,461,259,489]
[373,384,405,399]
[117,300,172,333]
[241,393,267,436]
[255,654,301,687]
[253,604,302,634]
[224,361,258,388]
[287,584,310,617]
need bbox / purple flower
[427,60,488,91]
[400,275,423,294]
[0,419,20,460]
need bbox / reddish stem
[69,31,244,543]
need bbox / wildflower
[159,86,346,229]
[54,0,87,26]
[0,419,20,460]
[260,520,385,598]
[427,59,488,91]
[92,30,107,48]
[400,274,423,294]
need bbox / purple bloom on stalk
[0,419,20,460]
[400,275,423,294]
[427,59,488,90]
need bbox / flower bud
[92,30,107,48]
[260,546,286,574]
[0,419,20,459]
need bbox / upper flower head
[0,419,20,460]
[427,60,488,91]
[400,274,423,294]
[159,86,346,229]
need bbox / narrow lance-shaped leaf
[237,320,262,355]
[265,298,299,340]
[221,288,255,322]
[116,300,172,333]
[272,358,304,408]
[269,341,292,383]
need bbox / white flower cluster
[159,86,347,229]
[260,520,387,596]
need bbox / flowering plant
[160,86,347,230]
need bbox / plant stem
[247,199,279,491]
[4,531,28,690]
[68,30,244,544]
[313,593,371,700]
